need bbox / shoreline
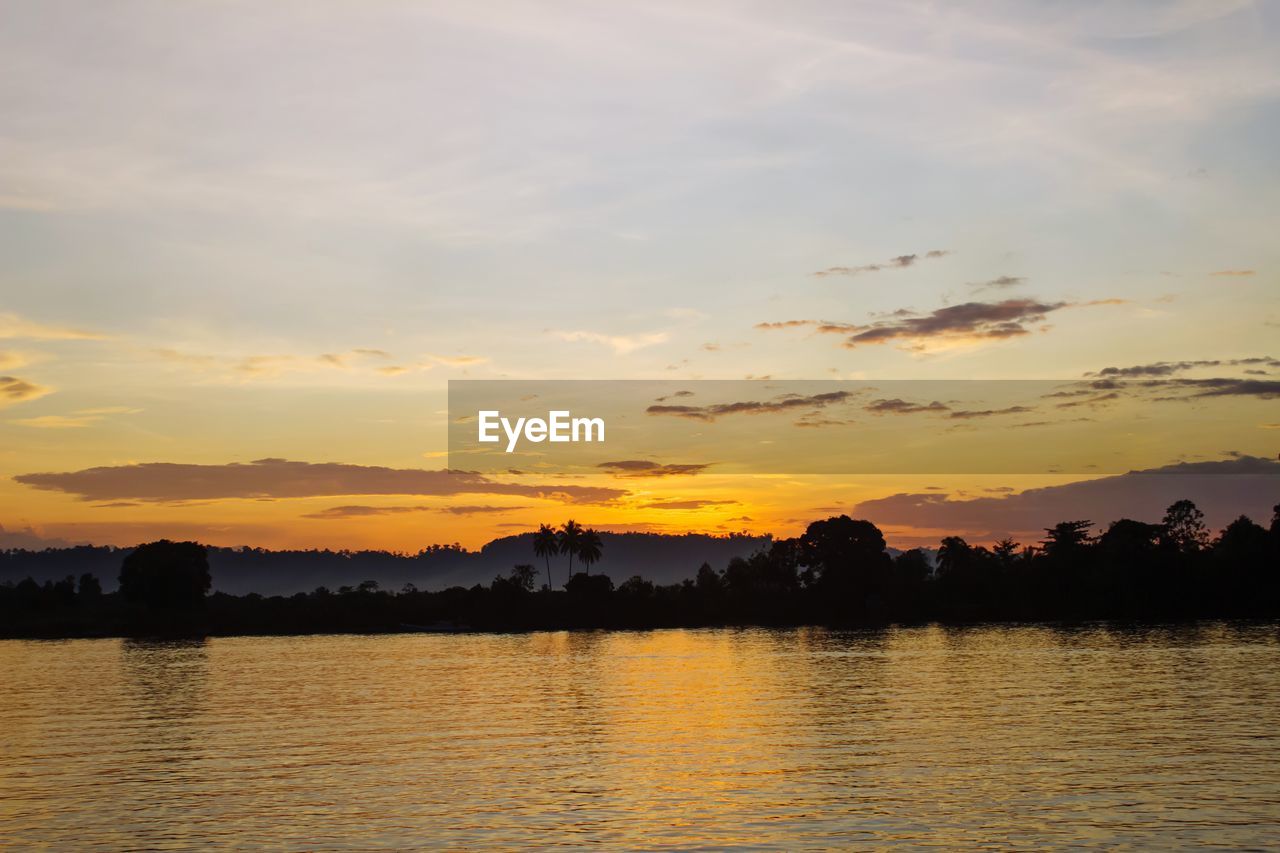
[6,614,1278,643]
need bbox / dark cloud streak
[15,459,626,504]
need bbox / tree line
[1,499,1278,637]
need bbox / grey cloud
[1093,357,1279,378]
[948,405,1034,419]
[812,249,951,278]
[850,455,1279,541]
[647,391,855,421]
[641,499,738,510]
[304,504,524,519]
[15,458,626,504]
[866,398,949,415]
[844,299,1066,347]
[757,299,1071,349]
[971,275,1026,291]
[597,460,711,477]
[1172,378,1280,399]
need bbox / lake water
[3,624,1279,848]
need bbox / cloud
[1169,378,1280,400]
[813,249,951,278]
[1055,391,1121,409]
[235,355,309,377]
[304,503,523,519]
[1093,357,1279,377]
[646,391,855,421]
[0,375,52,406]
[239,349,397,376]
[303,505,431,519]
[14,458,626,504]
[947,405,1034,419]
[757,299,1074,350]
[755,320,821,330]
[78,406,143,415]
[0,312,104,340]
[842,299,1067,348]
[553,330,669,354]
[598,460,711,477]
[1036,372,1279,408]
[850,455,1279,543]
[794,416,855,428]
[865,398,949,415]
[641,499,738,510]
[9,414,98,428]
[0,523,77,549]
[428,354,488,366]
[654,390,695,403]
[1010,417,1094,429]
[0,352,27,370]
[151,348,220,367]
[1209,269,1255,277]
[9,405,142,429]
[152,348,422,379]
[971,275,1026,291]
[438,504,526,515]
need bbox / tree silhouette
[558,520,583,577]
[533,524,559,591]
[9,500,1280,638]
[1100,518,1162,551]
[892,548,932,583]
[1162,499,1209,553]
[577,529,603,576]
[509,564,539,593]
[118,540,211,610]
[77,572,102,601]
[937,536,974,576]
[797,515,891,616]
[1041,520,1093,557]
[992,538,1021,568]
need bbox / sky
[1,0,1277,552]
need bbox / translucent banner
[447,379,1275,475]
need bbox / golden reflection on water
[3,624,1279,848]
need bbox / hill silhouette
[0,530,773,596]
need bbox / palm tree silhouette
[533,524,559,591]
[577,528,603,576]
[558,520,583,578]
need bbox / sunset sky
[2,0,1277,552]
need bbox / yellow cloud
[428,354,486,366]
[0,375,52,406]
[0,351,28,370]
[0,312,104,340]
[10,414,98,428]
[553,331,668,354]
